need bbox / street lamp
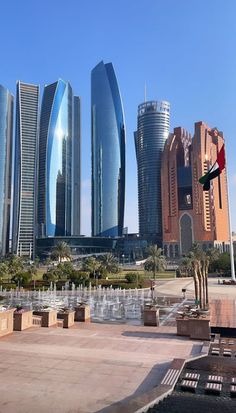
[122,254,125,266]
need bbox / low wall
[0,309,15,338]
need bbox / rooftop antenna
[144,82,147,103]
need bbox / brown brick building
[161,121,229,257]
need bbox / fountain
[0,286,183,325]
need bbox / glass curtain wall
[91,61,125,237]
[0,85,13,256]
[38,79,73,237]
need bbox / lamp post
[150,279,155,302]
[122,254,125,266]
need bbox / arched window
[164,245,168,257]
[180,214,193,255]
[175,244,179,257]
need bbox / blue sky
[1,0,235,234]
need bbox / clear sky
[1,0,235,234]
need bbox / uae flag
[199,144,225,191]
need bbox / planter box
[176,316,210,340]
[74,305,90,322]
[33,310,57,327]
[14,310,33,331]
[176,318,190,336]
[0,309,15,337]
[144,307,160,326]
[57,311,75,328]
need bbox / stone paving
[0,323,202,413]
[154,277,236,300]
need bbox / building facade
[0,85,14,256]
[72,96,81,236]
[134,100,170,244]
[38,79,80,238]
[91,61,125,237]
[12,82,39,258]
[161,122,230,257]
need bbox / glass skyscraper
[38,79,80,237]
[134,100,170,244]
[72,96,81,236]
[91,61,125,237]
[12,82,39,257]
[0,85,13,256]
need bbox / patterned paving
[210,299,236,328]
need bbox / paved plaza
[0,322,202,413]
[154,277,236,300]
[0,277,234,413]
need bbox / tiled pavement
[210,299,236,328]
[0,323,202,413]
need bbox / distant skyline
[0,0,235,234]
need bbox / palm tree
[51,242,71,263]
[99,253,119,274]
[202,248,219,307]
[188,244,219,310]
[82,257,100,279]
[190,244,205,308]
[183,251,200,307]
[0,262,8,285]
[6,254,24,279]
[144,245,166,279]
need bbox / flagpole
[225,144,235,281]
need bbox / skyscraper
[38,79,80,237]
[0,85,14,256]
[161,123,230,257]
[72,96,81,236]
[91,61,125,237]
[134,100,170,244]
[12,82,39,257]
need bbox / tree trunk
[205,264,209,307]
[193,270,199,305]
[197,264,203,309]
[200,263,206,309]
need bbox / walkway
[0,323,202,413]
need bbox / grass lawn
[107,270,175,280]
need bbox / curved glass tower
[0,85,13,256]
[134,100,170,244]
[91,61,125,237]
[38,79,75,237]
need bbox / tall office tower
[0,85,14,256]
[161,122,230,257]
[38,79,80,237]
[72,96,81,235]
[12,82,39,258]
[134,100,170,244]
[91,61,125,237]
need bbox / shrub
[125,273,137,283]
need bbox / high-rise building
[72,96,81,236]
[38,79,80,237]
[12,82,39,258]
[0,85,14,256]
[161,122,230,257]
[91,61,125,237]
[134,100,170,244]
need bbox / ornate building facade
[161,122,230,257]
